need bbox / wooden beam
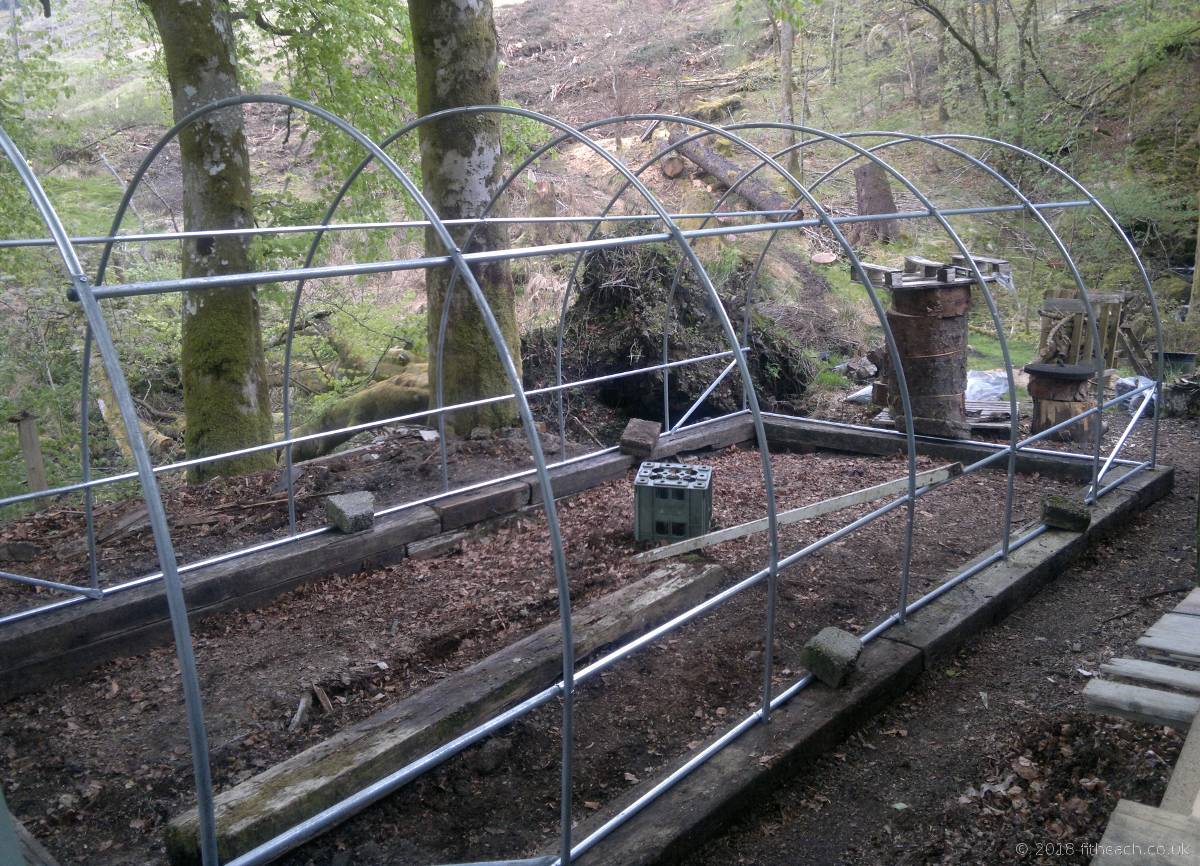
[1175,588,1200,618]
[1138,613,1200,664]
[166,562,729,864]
[1161,710,1200,817]
[1101,658,1200,696]
[1084,678,1200,728]
[633,463,960,564]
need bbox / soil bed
[0,444,1077,865]
[0,427,586,616]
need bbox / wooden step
[1176,588,1200,618]
[1101,658,1200,696]
[1138,613,1200,664]
[1092,799,1200,865]
[1084,679,1200,729]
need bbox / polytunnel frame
[0,95,1165,866]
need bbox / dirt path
[686,417,1199,866]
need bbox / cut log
[659,155,688,180]
[1084,678,1200,728]
[1030,399,1098,443]
[667,130,801,220]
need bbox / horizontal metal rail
[78,201,1091,301]
[0,350,744,511]
[5,200,1091,253]
[226,460,1104,866]
[0,209,800,249]
[0,411,743,628]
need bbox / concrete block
[1042,493,1091,532]
[620,418,662,458]
[324,491,376,533]
[800,627,862,687]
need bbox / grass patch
[967,329,1037,371]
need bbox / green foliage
[234,0,419,212]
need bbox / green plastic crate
[634,461,713,542]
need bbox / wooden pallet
[1088,588,1200,864]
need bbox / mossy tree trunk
[410,0,519,435]
[144,0,274,481]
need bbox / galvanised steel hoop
[274,108,792,723]
[0,98,1169,866]
[0,127,222,866]
[703,124,1112,559]
[61,94,584,866]
[538,118,923,622]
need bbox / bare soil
[0,441,1080,865]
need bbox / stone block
[324,491,376,533]
[800,626,862,688]
[620,418,663,458]
[1042,493,1091,532]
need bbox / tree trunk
[410,0,519,435]
[143,0,273,482]
[780,16,799,175]
[1189,121,1200,324]
[847,162,899,245]
[668,129,801,218]
[827,0,840,86]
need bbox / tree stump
[1025,363,1099,443]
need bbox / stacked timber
[857,254,1009,439]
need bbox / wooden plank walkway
[1087,587,1200,863]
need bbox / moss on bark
[410,0,519,435]
[144,0,274,481]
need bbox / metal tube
[670,360,738,432]
[0,409,742,629]
[76,204,1093,302]
[1093,461,1151,499]
[226,683,565,866]
[1088,384,1153,498]
[0,126,223,866]
[80,328,99,590]
[562,710,764,864]
[0,349,741,514]
[0,200,1096,252]
[0,570,103,599]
